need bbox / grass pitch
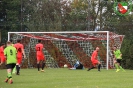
[0,68,133,88]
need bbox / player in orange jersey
[0,43,6,65]
[87,47,101,71]
[14,39,26,75]
[35,40,45,72]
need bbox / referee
[4,41,17,84]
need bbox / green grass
[0,68,133,88]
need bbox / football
[64,64,68,68]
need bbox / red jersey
[14,43,24,56]
[0,46,4,56]
[91,50,98,61]
[35,43,44,55]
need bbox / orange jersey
[14,43,24,56]
[91,50,98,61]
[35,43,44,55]
[0,46,4,56]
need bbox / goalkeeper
[69,60,84,70]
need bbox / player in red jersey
[35,40,45,72]
[14,39,26,75]
[87,47,101,71]
[0,43,6,65]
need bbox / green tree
[22,0,62,31]
[0,0,21,42]
[61,0,89,31]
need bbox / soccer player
[35,40,45,72]
[9,39,16,74]
[0,43,6,65]
[4,41,17,84]
[87,47,101,71]
[69,60,84,70]
[14,39,26,75]
[113,46,125,72]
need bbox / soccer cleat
[122,70,126,72]
[41,70,45,72]
[98,69,100,72]
[38,70,41,73]
[116,69,120,72]
[4,78,8,83]
[9,79,13,84]
[16,73,20,75]
[87,69,91,71]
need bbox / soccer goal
[8,31,124,70]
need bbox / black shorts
[6,63,16,69]
[116,59,121,64]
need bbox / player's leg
[41,55,45,72]
[113,58,118,70]
[69,67,76,70]
[16,57,22,75]
[12,66,16,74]
[74,63,79,68]
[115,63,120,72]
[0,56,6,66]
[37,60,40,71]
[0,61,3,66]
[115,59,121,72]
[117,59,125,72]
[16,63,20,75]
[87,65,95,71]
[37,56,41,71]
[87,61,96,71]
[41,60,45,72]
[97,61,101,71]
[0,57,2,65]
[5,64,12,83]
[0,57,1,66]
[119,66,125,72]
[5,63,15,84]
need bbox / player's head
[1,43,6,48]
[113,46,117,50]
[10,39,13,43]
[96,47,100,51]
[38,40,42,43]
[6,41,11,46]
[17,39,21,43]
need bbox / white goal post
[8,31,124,70]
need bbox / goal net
[8,31,124,69]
